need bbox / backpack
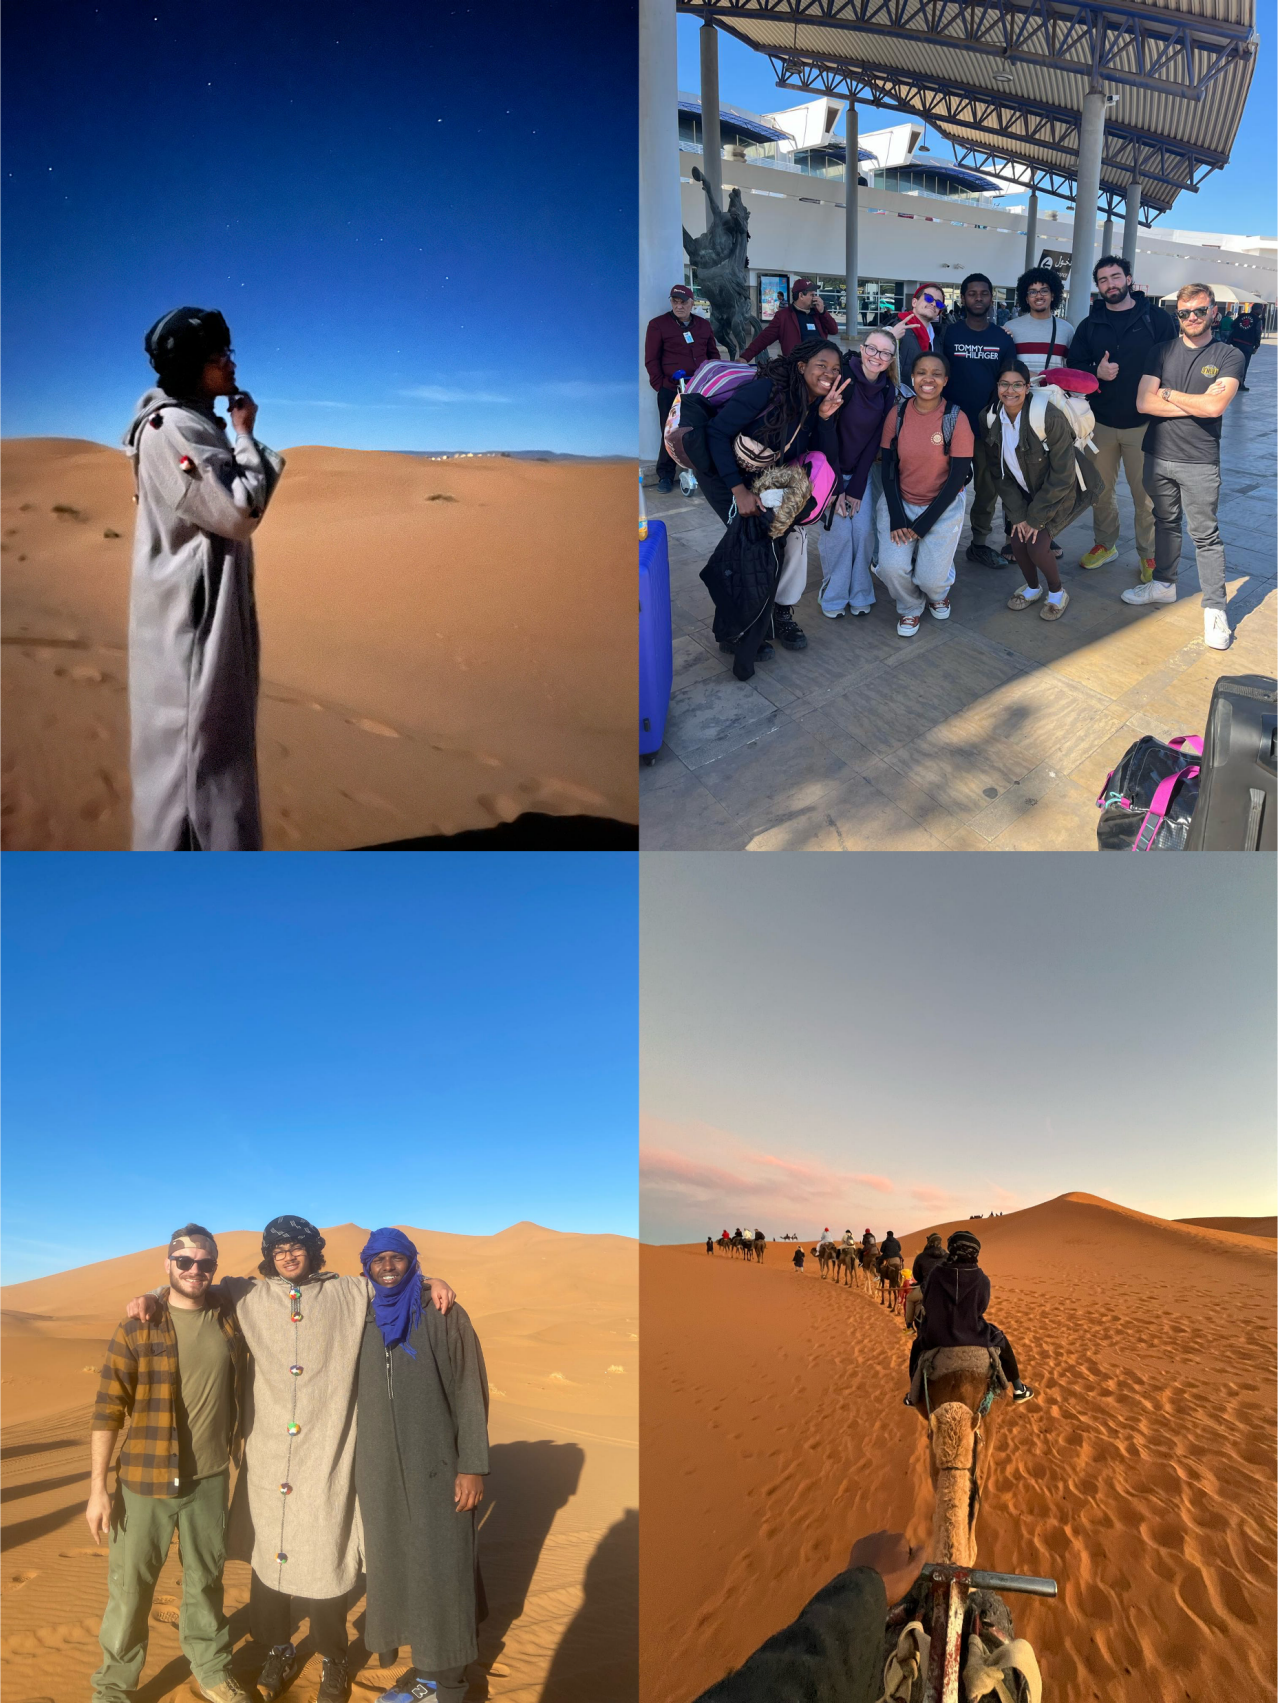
[1096,735,1203,850]
[662,361,760,472]
[1027,384,1099,493]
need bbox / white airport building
[677,92,1277,334]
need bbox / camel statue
[682,168,762,358]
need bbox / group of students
[646,255,1253,665]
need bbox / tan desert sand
[1,1221,637,1703]
[1,439,636,848]
[641,1193,1276,1703]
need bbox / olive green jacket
[982,400,1103,537]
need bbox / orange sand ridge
[1,1222,637,1702]
[1,439,637,848]
[641,1193,1276,1703]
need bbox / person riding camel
[904,1231,1035,1407]
[841,1228,856,1248]
[879,1231,902,1261]
[912,1232,947,1290]
[861,1228,876,1253]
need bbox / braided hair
[756,337,842,442]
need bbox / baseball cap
[792,278,815,297]
[670,285,694,300]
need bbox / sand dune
[641,1193,1276,1703]
[1177,1214,1277,1241]
[1,1221,637,1702]
[1,439,636,848]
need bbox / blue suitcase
[639,519,672,764]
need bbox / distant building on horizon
[677,92,1277,334]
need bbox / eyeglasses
[861,345,893,361]
[1026,285,1052,294]
[171,1256,217,1273]
[1177,306,1211,321]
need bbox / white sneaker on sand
[1120,580,1176,606]
[1204,608,1232,650]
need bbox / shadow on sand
[539,1507,638,1703]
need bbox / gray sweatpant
[1142,455,1227,612]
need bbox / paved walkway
[641,347,1276,850]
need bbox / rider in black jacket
[879,1232,902,1261]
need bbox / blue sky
[1,854,639,1283]
[641,856,1276,1243]
[1,0,635,456]
[677,10,1277,237]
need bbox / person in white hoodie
[125,308,284,851]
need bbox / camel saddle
[909,1345,1009,1412]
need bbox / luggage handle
[1133,764,1199,849]
[1245,787,1266,850]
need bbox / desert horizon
[1,437,637,849]
[640,1189,1277,1703]
[0,1219,639,1702]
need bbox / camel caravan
[713,1227,766,1263]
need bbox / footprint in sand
[58,1548,106,1558]
[347,717,400,738]
[152,1606,180,1626]
[5,1572,38,1591]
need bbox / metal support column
[639,0,685,461]
[1101,214,1114,259]
[1066,85,1107,325]
[1023,188,1039,275]
[699,22,722,229]
[844,105,859,339]
[1122,178,1142,271]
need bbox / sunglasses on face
[919,295,942,308]
[1177,306,1211,320]
[172,1256,217,1273]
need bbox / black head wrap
[144,306,231,396]
[261,1215,325,1259]
[947,1230,982,1265]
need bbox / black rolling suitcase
[1184,674,1277,850]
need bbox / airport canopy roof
[678,94,794,142]
[677,0,1258,219]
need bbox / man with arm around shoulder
[1122,282,1244,651]
[87,1225,253,1703]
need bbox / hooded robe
[124,388,284,851]
[355,1301,490,1670]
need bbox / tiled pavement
[641,346,1277,851]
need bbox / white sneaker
[1204,608,1232,650]
[1120,580,1176,606]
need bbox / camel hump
[926,1346,995,1377]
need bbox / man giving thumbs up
[1067,254,1177,576]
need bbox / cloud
[909,1185,958,1208]
[639,1146,759,1199]
[399,385,512,404]
[538,380,634,399]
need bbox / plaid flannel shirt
[91,1290,246,1497]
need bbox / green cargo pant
[92,1471,233,1703]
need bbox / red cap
[792,278,815,297]
[670,285,694,300]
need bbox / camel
[879,1255,905,1308]
[816,1241,838,1280]
[857,1246,878,1293]
[913,1354,1005,1568]
[836,1244,858,1286]
[752,1232,766,1264]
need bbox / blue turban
[361,1227,425,1357]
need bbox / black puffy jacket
[918,1263,998,1350]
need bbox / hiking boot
[1121,580,1176,607]
[1204,608,1232,651]
[772,606,808,650]
[198,1679,259,1703]
[257,1646,302,1703]
[927,597,950,621]
[1080,544,1117,570]
[317,1657,351,1703]
[1012,1382,1036,1403]
[967,542,1007,570]
[1139,557,1156,583]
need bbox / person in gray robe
[356,1228,490,1703]
[124,307,284,851]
